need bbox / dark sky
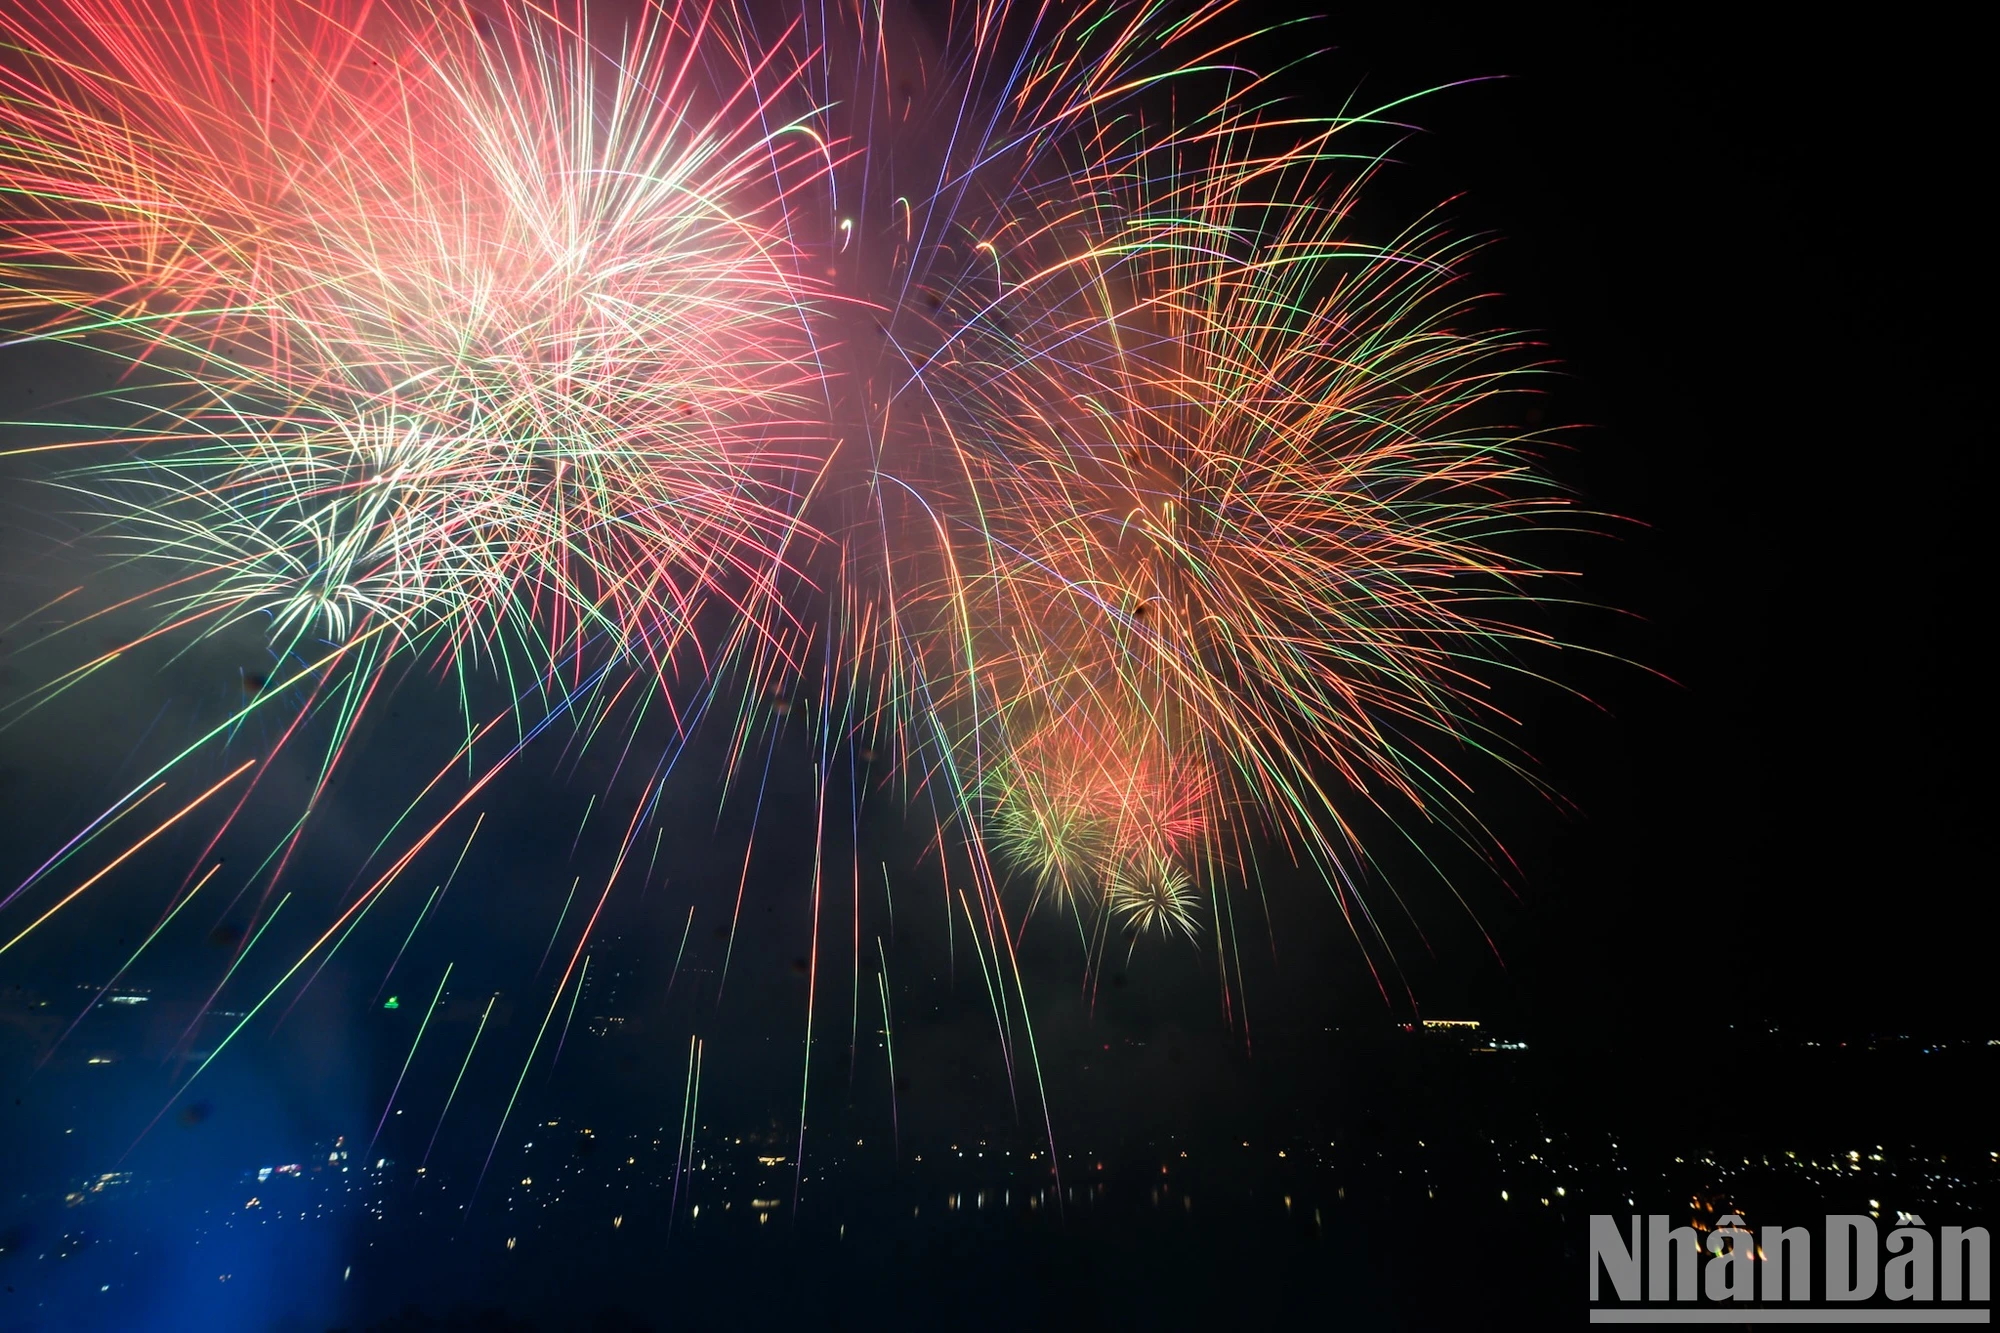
[0,7,1984,1325]
[1270,7,1982,1037]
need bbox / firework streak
[0,0,1591,1202]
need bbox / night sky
[0,6,1983,1330]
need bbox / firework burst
[831,11,1577,998]
[4,0,830,675]
[0,0,1602,1204]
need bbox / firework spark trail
[370,962,454,1154]
[793,744,830,1217]
[666,905,696,993]
[667,1032,701,1241]
[0,596,390,988]
[40,861,220,1068]
[373,885,442,1007]
[641,827,665,901]
[124,696,581,1148]
[877,935,899,1160]
[535,877,582,978]
[468,774,661,1204]
[111,891,289,1159]
[420,991,495,1177]
[0,760,252,957]
[0,782,163,916]
[548,954,589,1075]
